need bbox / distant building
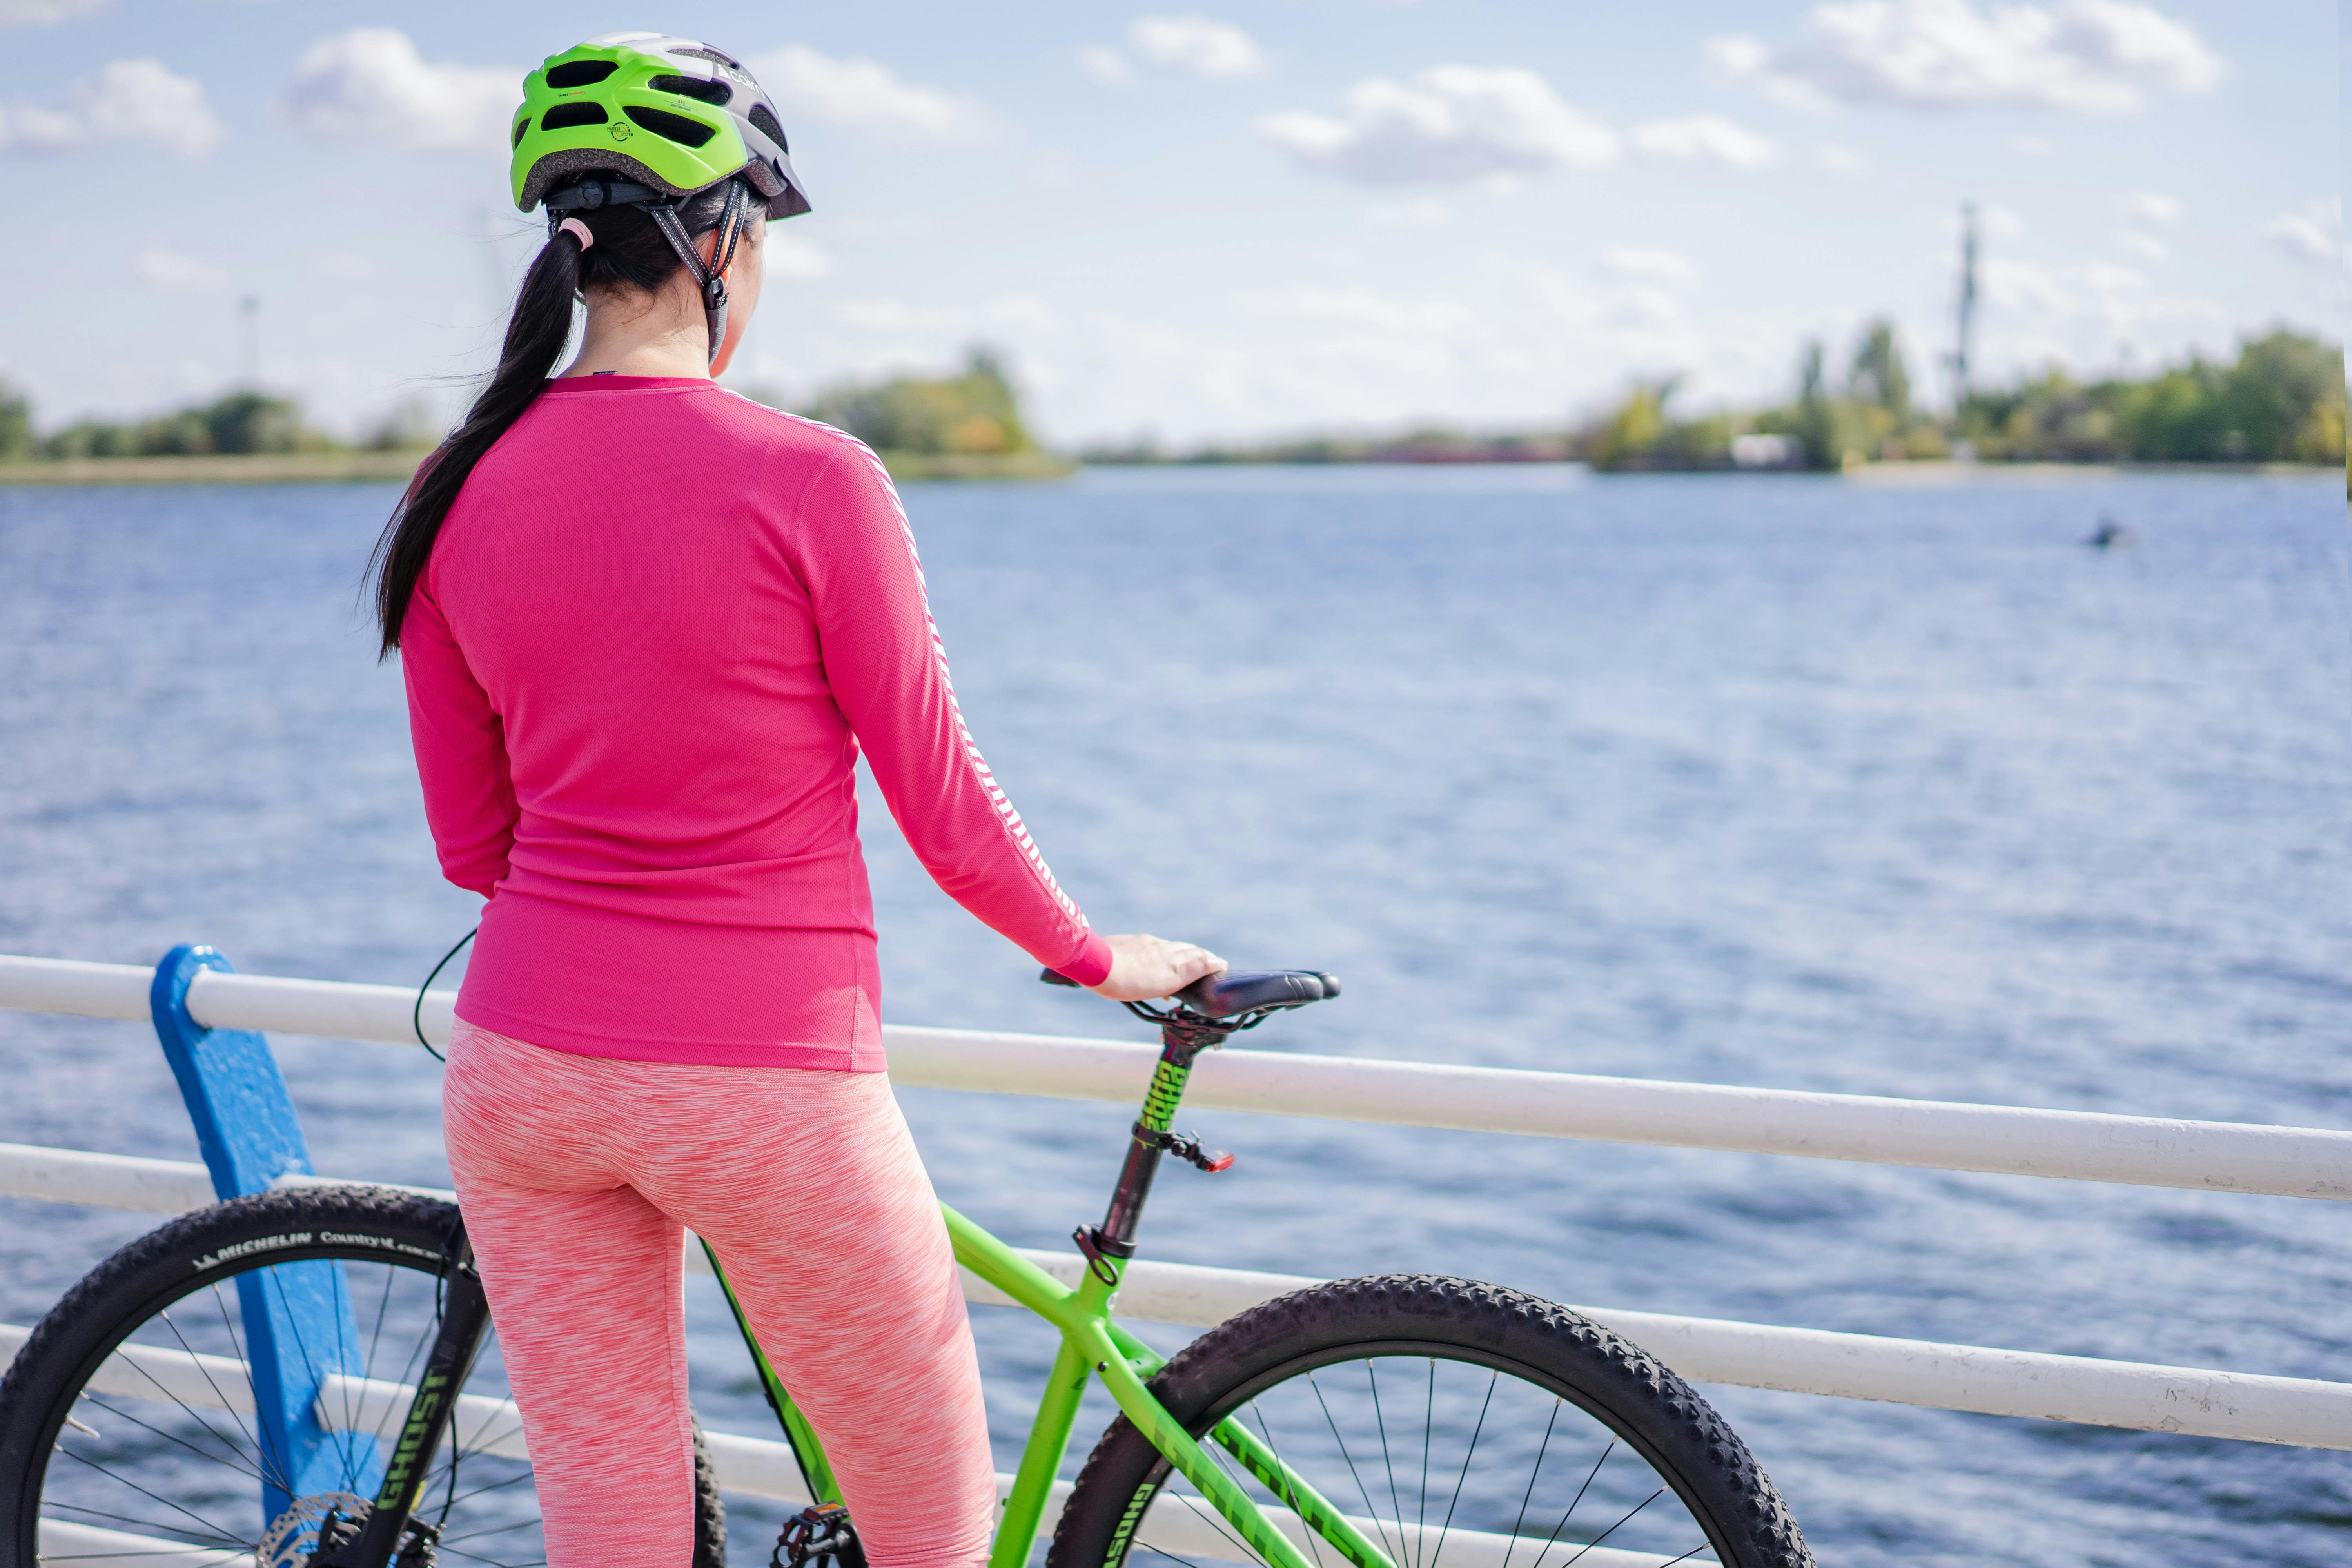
[1730,433,1800,468]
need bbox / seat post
[1080,1016,1227,1272]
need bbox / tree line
[1584,325,2343,472]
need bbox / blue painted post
[151,944,383,1531]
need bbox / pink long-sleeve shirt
[401,376,1111,1070]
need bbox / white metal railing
[3,952,2348,1455]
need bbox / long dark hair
[367,179,750,655]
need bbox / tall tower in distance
[1950,202,1979,413]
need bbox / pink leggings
[442,1022,997,1568]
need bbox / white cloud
[762,230,832,282]
[2116,190,2181,225]
[1628,114,1777,167]
[1708,0,2223,115]
[1816,141,1872,174]
[1603,247,1698,282]
[1293,290,1474,333]
[134,246,227,294]
[1368,198,1452,228]
[1127,15,1265,78]
[2258,198,2339,263]
[1258,66,1617,185]
[1980,203,2026,238]
[752,44,998,143]
[1075,44,1134,85]
[2011,133,2054,154]
[1618,287,1680,326]
[0,58,222,158]
[283,29,514,152]
[0,0,106,26]
[2115,229,2168,260]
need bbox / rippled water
[2,465,2347,1564]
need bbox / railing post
[150,943,382,1530]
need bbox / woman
[368,34,1223,1568]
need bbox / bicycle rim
[1116,1345,1738,1568]
[22,1244,544,1568]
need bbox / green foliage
[1848,319,1911,419]
[1960,330,2344,464]
[27,391,334,461]
[801,347,1036,457]
[1584,322,2341,473]
[0,379,31,461]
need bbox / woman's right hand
[1091,933,1227,1002]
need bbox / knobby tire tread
[0,1185,726,1567]
[1046,1274,1811,1568]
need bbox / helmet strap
[645,178,750,367]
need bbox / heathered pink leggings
[441,1022,998,1568]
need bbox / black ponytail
[367,179,752,655]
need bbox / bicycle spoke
[1501,1399,1563,1568]
[75,1392,270,1487]
[439,1463,537,1510]
[1424,1368,1497,1568]
[1243,1401,1327,1568]
[1311,1374,1402,1568]
[1523,1439,1615,1568]
[1364,1362,1407,1561]
[156,1299,276,1489]
[1414,1359,1433,1568]
[1555,1489,1664,1567]
[51,1442,254,1549]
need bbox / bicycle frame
[707,1005,1398,1568]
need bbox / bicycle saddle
[1038,965,1339,1018]
[1176,969,1339,1018]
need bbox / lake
[1,463,2346,1565]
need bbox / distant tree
[1847,319,1911,419]
[804,346,1039,456]
[0,379,31,460]
[1586,379,1675,469]
[2220,329,2343,462]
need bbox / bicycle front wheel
[0,1186,726,1568]
[1051,1275,1811,1568]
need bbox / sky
[0,0,2338,445]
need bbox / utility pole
[1950,203,1978,414]
[238,296,261,392]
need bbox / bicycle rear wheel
[1050,1275,1810,1568]
[0,1186,726,1568]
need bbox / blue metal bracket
[151,943,384,1530]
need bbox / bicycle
[0,968,1813,1568]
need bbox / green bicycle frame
[706,1027,1398,1568]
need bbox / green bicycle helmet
[510,32,811,220]
[511,33,811,363]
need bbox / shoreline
[0,448,1079,486]
[0,451,2328,488]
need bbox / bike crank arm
[324,1245,495,1568]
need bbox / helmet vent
[541,102,610,131]
[545,60,618,89]
[622,105,717,147]
[746,103,788,154]
[650,73,731,107]
[512,117,530,148]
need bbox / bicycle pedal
[774,1503,866,1568]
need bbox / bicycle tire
[1049,1274,1811,1568]
[0,1185,727,1568]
